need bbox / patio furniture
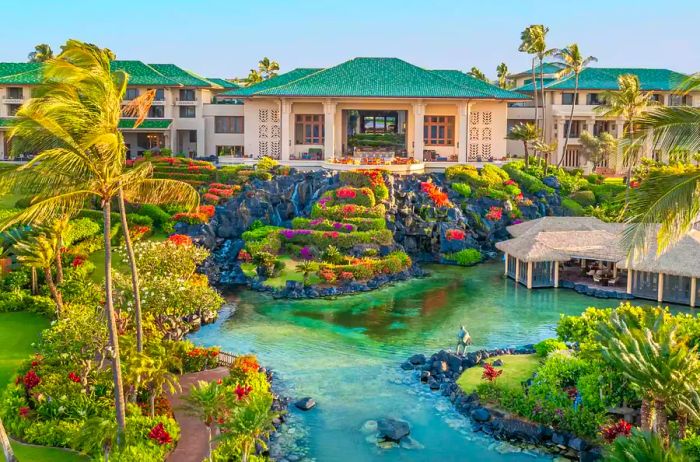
[607,278,618,286]
[593,275,601,283]
[308,148,323,160]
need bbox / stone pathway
[167,367,229,462]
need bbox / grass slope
[457,354,540,393]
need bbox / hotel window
[179,106,196,118]
[563,120,581,137]
[561,93,578,105]
[153,88,165,101]
[669,95,692,106]
[424,116,455,146]
[148,105,164,118]
[586,93,601,105]
[215,116,244,134]
[6,87,23,99]
[217,145,245,158]
[179,89,196,102]
[125,88,139,100]
[7,104,21,116]
[651,94,665,105]
[295,114,324,145]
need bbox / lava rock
[294,397,316,411]
[569,437,589,452]
[470,407,491,422]
[552,431,569,446]
[492,359,504,367]
[377,418,410,442]
[408,354,426,365]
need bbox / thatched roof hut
[618,230,700,279]
[496,229,624,263]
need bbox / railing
[216,351,237,368]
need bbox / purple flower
[310,219,323,226]
[333,222,343,230]
[300,246,313,261]
[513,219,523,225]
[280,229,295,239]
[344,224,354,232]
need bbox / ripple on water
[189,262,637,461]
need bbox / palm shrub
[604,430,691,462]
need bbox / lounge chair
[593,275,601,283]
[607,278,618,286]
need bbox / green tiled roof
[111,61,178,86]
[515,68,688,92]
[226,58,526,99]
[206,78,239,89]
[0,117,14,128]
[512,62,564,77]
[0,62,43,85]
[432,69,528,99]
[149,64,212,87]
[118,119,172,129]
[221,68,322,97]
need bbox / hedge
[311,203,386,220]
[569,190,596,208]
[502,164,554,195]
[279,228,393,250]
[321,187,376,207]
[445,248,482,266]
[241,225,284,242]
[451,183,472,198]
[561,197,584,216]
[291,217,386,232]
[0,291,55,317]
[138,204,172,228]
[318,251,411,280]
[590,183,625,204]
[63,218,101,246]
[338,170,389,201]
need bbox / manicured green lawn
[457,354,540,393]
[87,247,129,284]
[0,311,48,386]
[262,255,321,289]
[603,177,624,184]
[5,443,88,462]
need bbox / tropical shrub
[569,190,596,208]
[256,156,278,172]
[534,338,567,358]
[311,203,386,221]
[292,217,385,232]
[278,228,394,250]
[451,182,472,197]
[242,225,284,242]
[63,218,101,246]
[420,181,451,207]
[445,249,482,266]
[605,430,690,462]
[138,205,172,229]
[502,163,554,195]
[338,170,388,201]
[561,197,584,216]
[322,187,376,207]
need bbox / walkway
[167,367,229,462]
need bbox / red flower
[23,370,40,390]
[216,379,223,385]
[68,372,81,383]
[630,180,640,188]
[565,386,578,400]
[18,406,30,418]
[336,187,357,199]
[504,179,517,186]
[208,188,234,198]
[445,229,465,241]
[168,234,193,246]
[515,193,524,201]
[199,205,216,218]
[601,419,632,443]
[238,249,252,262]
[234,384,252,400]
[339,271,354,281]
[341,204,357,216]
[322,231,340,239]
[148,422,173,445]
[71,255,86,268]
[485,206,503,221]
[420,182,451,208]
[481,363,503,382]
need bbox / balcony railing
[3,97,24,104]
[175,97,197,106]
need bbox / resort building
[0,57,527,172]
[507,64,700,173]
[496,217,700,307]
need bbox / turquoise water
[189,262,651,461]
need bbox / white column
[554,262,560,288]
[691,277,697,308]
[527,262,533,289]
[412,102,425,162]
[515,258,520,284]
[504,253,509,276]
[627,269,633,294]
[657,272,664,303]
[280,100,292,161]
[457,102,468,163]
[323,99,336,160]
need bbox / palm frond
[636,106,700,154]
[623,170,700,257]
[123,89,156,128]
[0,190,94,232]
[122,179,200,211]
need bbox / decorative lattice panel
[469,127,479,141]
[468,143,479,161]
[482,127,492,141]
[481,144,492,157]
[470,112,480,125]
[482,111,492,125]
[270,141,280,159]
[468,111,495,161]
[270,109,280,123]
[258,109,269,123]
[271,125,281,139]
[258,141,269,157]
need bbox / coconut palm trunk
[103,201,127,445]
[522,140,530,168]
[531,59,539,138]
[653,397,669,446]
[56,235,64,284]
[0,416,17,462]
[678,410,688,439]
[44,266,63,317]
[640,398,653,431]
[539,59,547,143]
[118,188,143,353]
[558,74,580,168]
[30,267,37,294]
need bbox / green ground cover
[4,443,88,462]
[261,255,321,289]
[457,354,540,393]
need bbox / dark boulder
[408,354,426,365]
[470,407,491,422]
[492,359,504,367]
[294,397,316,411]
[493,418,544,443]
[377,418,410,442]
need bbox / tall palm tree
[496,62,510,89]
[598,310,700,443]
[257,57,279,80]
[0,40,199,445]
[554,44,597,168]
[468,67,489,82]
[597,74,656,192]
[622,74,700,256]
[27,43,54,63]
[245,69,263,85]
[506,122,540,168]
[519,25,555,141]
[0,416,17,462]
[12,230,63,316]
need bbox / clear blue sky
[2,0,698,79]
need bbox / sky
[2,0,699,79]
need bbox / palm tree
[597,310,700,443]
[219,393,279,462]
[597,74,656,192]
[533,139,558,176]
[257,57,279,80]
[245,69,263,85]
[468,67,489,82]
[186,380,227,461]
[506,122,540,168]
[12,230,63,316]
[519,25,555,141]
[27,43,54,63]
[622,74,700,256]
[0,416,17,462]
[496,62,510,89]
[554,44,597,168]
[0,40,199,445]
[48,215,70,284]
[605,430,690,462]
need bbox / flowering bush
[183,346,221,372]
[445,229,465,241]
[601,419,632,443]
[232,355,260,375]
[172,212,209,224]
[71,255,86,268]
[338,271,354,281]
[342,204,357,216]
[300,246,314,261]
[199,205,215,219]
[485,206,503,221]
[168,234,193,246]
[420,182,451,208]
[310,203,386,221]
[319,268,337,283]
[208,188,234,198]
[18,406,30,418]
[67,372,80,383]
[234,384,252,401]
[203,193,221,204]
[481,363,503,382]
[22,370,41,390]
[338,170,388,201]
[237,249,252,263]
[148,422,173,445]
[336,187,357,199]
[129,225,151,241]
